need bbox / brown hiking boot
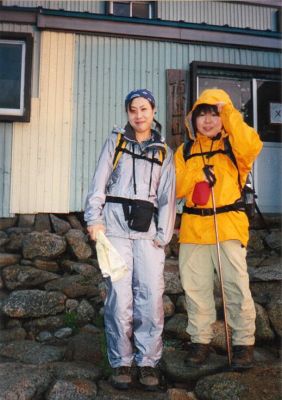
[184,343,210,367]
[138,366,159,391]
[231,345,254,370]
[110,366,132,390]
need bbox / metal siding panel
[2,1,104,13]
[157,1,277,31]
[0,124,13,217]
[70,36,281,211]
[11,31,74,214]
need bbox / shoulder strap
[223,137,242,190]
[183,140,193,161]
[113,133,127,170]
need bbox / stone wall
[0,212,281,399]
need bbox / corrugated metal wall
[2,1,278,31]
[2,0,104,13]
[70,35,281,211]
[157,1,277,31]
[0,124,13,217]
[11,31,75,214]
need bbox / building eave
[0,6,281,51]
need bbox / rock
[77,299,95,324]
[0,217,17,230]
[66,214,84,230]
[248,264,282,281]
[34,213,52,232]
[66,299,79,312]
[266,297,282,337]
[45,274,101,298]
[164,314,189,341]
[18,214,35,228]
[0,362,52,400]
[248,230,265,253]
[22,231,67,259]
[0,327,26,342]
[194,371,246,400]
[176,295,187,313]
[164,259,183,294]
[50,214,72,235]
[2,264,59,290]
[46,379,97,400]
[5,231,26,252]
[62,260,98,276]
[170,234,180,257]
[37,331,53,342]
[194,363,282,400]
[65,332,104,364]
[33,258,60,272]
[97,380,168,399]
[167,389,198,400]
[161,349,227,383]
[3,290,66,318]
[23,314,66,334]
[65,229,92,260]
[264,230,281,252]
[255,303,275,343]
[210,321,232,352]
[250,281,282,305]
[49,361,101,381]
[0,253,21,268]
[163,295,175,318]
[54,327,73,339]
[0,340,65,364]
[0,231,8,247]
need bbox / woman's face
[196,110,223,138]
[127,97,155,135]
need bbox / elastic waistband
[183,202,245,216]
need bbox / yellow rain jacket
[174,89,263,247]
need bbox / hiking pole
[210,186,232,367]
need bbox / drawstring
[132,144,137,195]
[199,140,217,187]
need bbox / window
[0,33,33,122]
[107,1,156,19]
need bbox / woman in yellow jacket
[174,89,263,370]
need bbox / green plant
[64,310,79,333]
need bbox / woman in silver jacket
[84,89,176,391]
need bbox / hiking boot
[138,366,159,391]
[110,366,132,390]
[184,343,210,367]
[231,345,254,370]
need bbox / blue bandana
[125,89,155,110]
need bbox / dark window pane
[113,2,130,16]
[0,43,22,109]
[132,2,150,18]
[257,80,282,143]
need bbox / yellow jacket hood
[185,89,233,140]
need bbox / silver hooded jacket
[84,127,176,246]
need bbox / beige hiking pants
[179,240,256,346]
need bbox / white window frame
[108,1,155,19]
[0,39,26,117]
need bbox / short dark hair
[192,103,219,133]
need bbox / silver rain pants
[104,236,165,368]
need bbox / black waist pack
[127,199,155,232]
[105,196,156,233]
